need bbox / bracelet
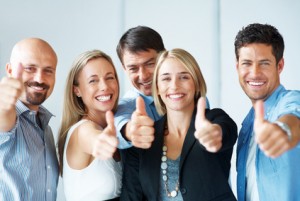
[273,121,292,141]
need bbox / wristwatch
[273,121,292,141]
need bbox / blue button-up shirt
[0,101,59,201]
[237,85,300,201]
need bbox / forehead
[238,43,274,60]
[159,57,187,73]
[122,49,157,66]
[12,43,57,69]
[80,58,115,76]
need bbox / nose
[252,64,261,75]
[170,77,179,89]
[33,70,44,83]
[100,79,108,91]
[138,67,149,81]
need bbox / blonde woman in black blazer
[121,48,237,201]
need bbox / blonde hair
[57,50,119,175]
[152,48,207,115]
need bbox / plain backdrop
[1,1,299,200]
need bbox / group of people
[0,23,299,201]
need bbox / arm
[120,147,144,201]
[116,96,154,149]
[194,97,237,152]
[254,100,300,158]
[0,64,23,132]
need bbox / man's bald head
[10,38,57,66]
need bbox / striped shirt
[0,100,59,201]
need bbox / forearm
[277,114,300,147]
[0,110,16,132]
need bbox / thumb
[254,100,265,125]
[135,96,147,115]
[105,110,116,135]
[195,97,207,128]
[12,63,23,80]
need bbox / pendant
[170,190,177,197]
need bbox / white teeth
[169,94,183,99]
[142,81,152,86]
[96,95,111,101]
[249,81,264,86]
[31,86,44,91]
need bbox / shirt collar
[133,87,154,105]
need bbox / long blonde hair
[57,50,119,175]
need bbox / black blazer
[120,108,237,201]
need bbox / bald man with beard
[0,38,59,201]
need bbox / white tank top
[63,119,122,201]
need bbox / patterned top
[0,100,59,201]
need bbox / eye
[44,69,54,75]
[180,75,190,80]
[106,75,116,80]
[128,67,138,73]
[145,62,155,68]
[24,66,35,72]
[89,79,97,84]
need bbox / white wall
[0,1,299,200]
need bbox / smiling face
[7,38,57,111]
[122,49,158,96]
[236,43,283,104]
[74,58,119,118]
[157,58,196,113]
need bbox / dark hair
[116,26,165,64]
[234,23,284,64]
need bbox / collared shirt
[115,88,161,149]
[0,101,59,201]
[237,84,300,201]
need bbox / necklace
[161,125,180,198]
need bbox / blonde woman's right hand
[92,111,119,160]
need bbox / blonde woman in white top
[58,50,122,201]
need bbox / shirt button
[47,165,51,169]
[47,189,51,193]
[180,187,187,194]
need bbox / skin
[67,58,119,168]
[0,38,57,132]
[122,49,158,96]
[236,43,300,158]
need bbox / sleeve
[120,147,145,201]
[277,90,300,118]
[206,108,238,152]
[0,117,18,146]
[115,97,136,149]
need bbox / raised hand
[0,63,24,111]
[92,111,119,160]
[254,100,290,158]
[126,96,155,149]
[194,97,222,152]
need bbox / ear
[6,63,13,77]
[73,86,81,97]
[277,58,284,74]
[235,60,239,71]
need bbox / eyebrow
[160,71,190,76]
[126,57,156,68]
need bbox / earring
[77,95,81,98]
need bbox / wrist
[273,121,292,141]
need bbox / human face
[157,58,195,113]
[122,49,158,96]
[74,58,119,118]
[236,43,283,104]
[8,41,57,111]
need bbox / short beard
[26,91,47,105]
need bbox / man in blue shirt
[0,38,59,201]
[114,26,166,149]
[235,23,300,201]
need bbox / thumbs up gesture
[194,97,222,152]
[126,96,155,149]
[92,111,119,160]
[0,63,24,111]
[254,100,290,158]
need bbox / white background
[1,1,299,200]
